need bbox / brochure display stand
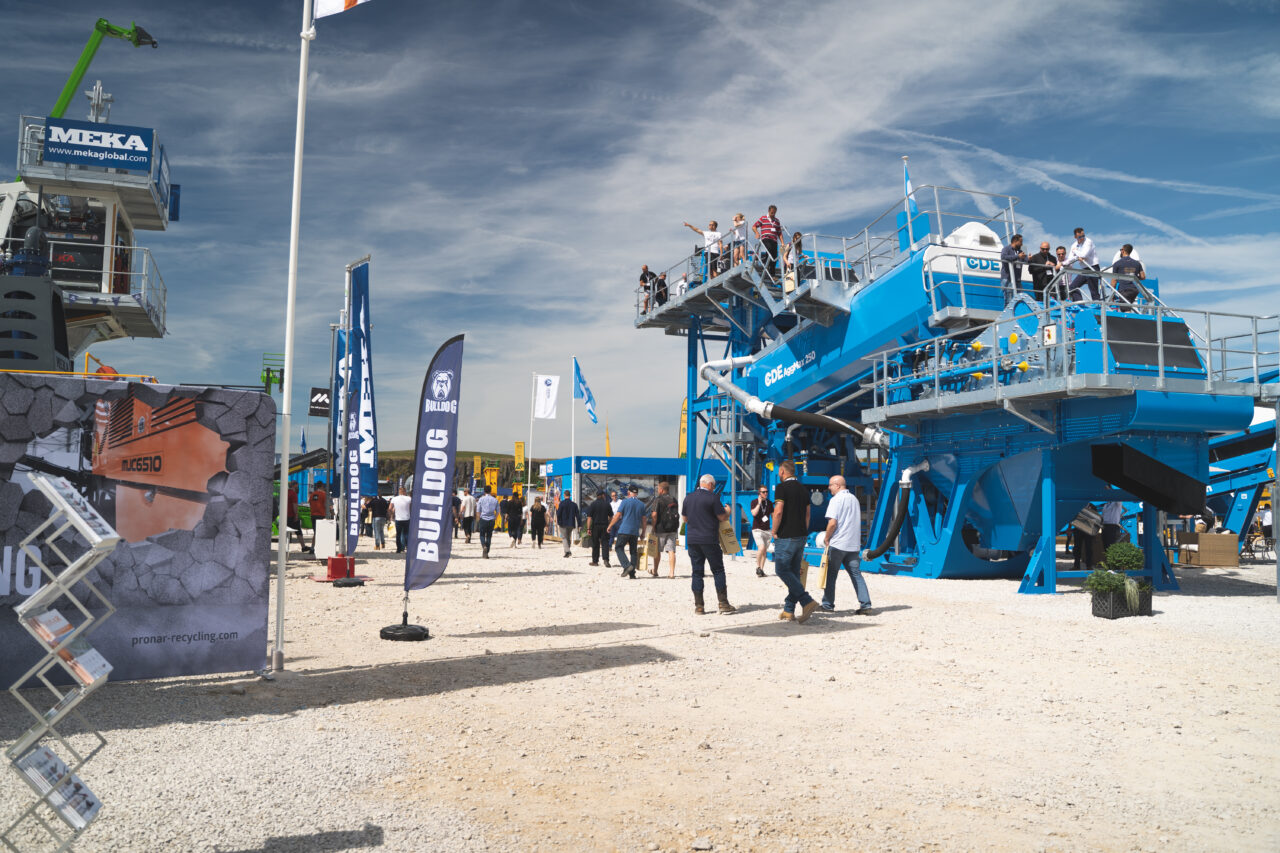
[3,473,120,853]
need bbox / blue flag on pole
[349,262,379,499]
[904,159,920,218]
[405,334,465,590]
[573,357,597,424]
[300,427,307,455]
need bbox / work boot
[716,592,736,614]
[693,591,705,615]
[797,599,820,623]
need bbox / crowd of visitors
[1001,226,1147,305]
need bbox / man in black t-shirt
[771,461,820,622]
[586,491,614,567]
[681,474,734,614]
[749,486,774,578]
[639,265,657,313]
[1110,243,1144,306]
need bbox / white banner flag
[533,374,559,419]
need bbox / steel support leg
[1144,501,1178,590]
[1019,449,1057,594]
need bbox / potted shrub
[1083,542,1153,618]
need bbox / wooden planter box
[1091,589,1153,619]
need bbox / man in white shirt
[820,475,872,613]
[683,220,724,279]
[1064,226,1100,301]
[1260,505,1273,539]
[1101,499,1126,549]
[459,488,477,544]
[389,487,413,554]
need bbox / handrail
[868,298,1279,409]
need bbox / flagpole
[571,357,577,510]
[527,372,535,496]
[337,262,352,558]
[273,0,316,674]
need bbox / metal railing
[1,235,167,335]
[636,186,1022,324]
[869,301,1280,411]
[923,251,1160,319]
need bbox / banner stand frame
[381,592,429,641]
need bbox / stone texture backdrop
[0,374,276,683]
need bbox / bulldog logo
[431,370,453,400]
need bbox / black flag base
[333,576,365,588]
[381,610,430,641]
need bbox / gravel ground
[3,535,1279,852]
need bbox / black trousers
[760,239,779,279]
[592,527,610,564]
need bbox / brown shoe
[778,610,794,621]
[797,600,820,623]
[693,591,705,615]
[716,592,736,614]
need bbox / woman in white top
[730,213,747,266]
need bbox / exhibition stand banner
[0,374,275,683]
[405,334,464,591]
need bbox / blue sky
[3,0,1277,458]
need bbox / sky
[3,0,1278,459]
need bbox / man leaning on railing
[1110,243,1145,306]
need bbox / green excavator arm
[50,17,157,119]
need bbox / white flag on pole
[315,0,373,18]
[533,375,559,419]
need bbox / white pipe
[900,458,930,486]
[698,354,889,448]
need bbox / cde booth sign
[42,116,155,172]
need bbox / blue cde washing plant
[636,181,1278,593]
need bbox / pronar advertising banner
[42,116,155,172]
[0,374,274,683]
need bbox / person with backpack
[646,480,681,578]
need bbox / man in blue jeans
[607,485,647,579]
[681,474,736,614]
[772,461,820,623]
[475,485,500,559]
[821,475,872,613]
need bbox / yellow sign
[473,455,483,477]
[484,467,499,491]
[604,424,611,457]
[678,398,688,458]
[514,441,525,472]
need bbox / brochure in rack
[23,609,111,685]
[13,745,101,830]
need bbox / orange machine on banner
[91,388,229,541]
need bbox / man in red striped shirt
[753,205,782,282]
